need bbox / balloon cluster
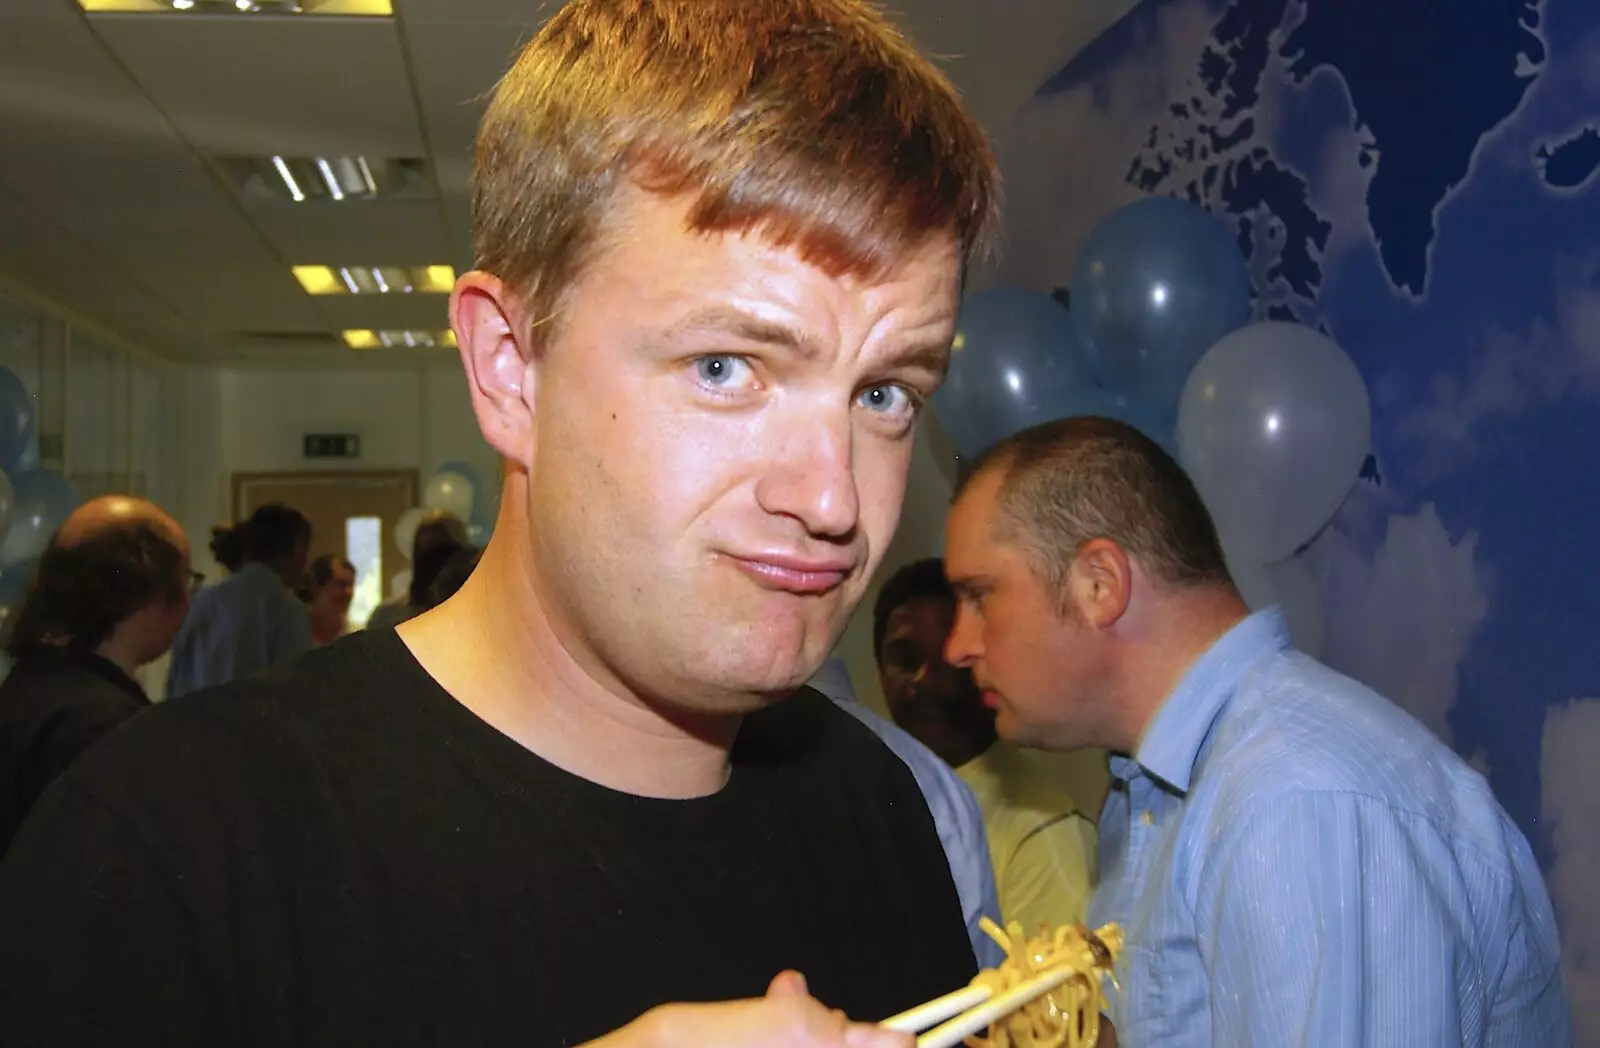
[934,196,1372,656]
[389,459,495,599]
[0,365,81,622]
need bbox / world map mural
[987,0,1598,1035]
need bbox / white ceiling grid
[0,0,1132,367]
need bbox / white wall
[180,364,499,571]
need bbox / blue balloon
[0,470,80,567]
[1047,387,1178,459]
[0,366,38,474]
[1071,196,1252,417]
[934,287,1099,457]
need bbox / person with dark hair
[873,558,1095,939]
[365,510,468,631]
[0,496,191,857]
[164,502,312,697]
[303,554,356,646]
[421,544,481,610]
[0,2,998,1045]
[943,416,1570,1046]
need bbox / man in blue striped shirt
[941,416,1570,1047]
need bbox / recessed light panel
[220,156,432,203]
[293,266,455,296]
[80,0,392,14]
[343,330,457,350]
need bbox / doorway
[232,469,418,628]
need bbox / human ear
[451,272,536,466]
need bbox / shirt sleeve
[1197,791,1496,1047]
[0,779,220,1047]
[999,813,1096,935]
[951,781,1006,970]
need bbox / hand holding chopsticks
[879,918,1123,1048]
[880,964,1083,1048]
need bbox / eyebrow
[662,305,952,377]
[663,306,822,360]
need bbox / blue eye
[858,384,912,414]
[694,355,751,388]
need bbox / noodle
[964,918,1123,1048]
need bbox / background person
[875,558,1096,935]
[943,416,1569,1046]
[165,502,312,696]
[0,496,191,857]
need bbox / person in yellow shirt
[875,558,1096,934]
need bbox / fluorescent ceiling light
[224,156,429,203]
[79,0,392,15]
[293,266,456,296]
[343,330,457,350]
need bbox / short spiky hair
[957,416,1232,598]
[474,0,999,335]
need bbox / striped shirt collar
[1112,608,1291,794]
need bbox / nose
[754,404,860,539]
[944,605,980,669]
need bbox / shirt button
[1140,810,1155,826]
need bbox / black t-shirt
[0,630,973,1047]
[0,645,150,859]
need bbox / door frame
[230,468,420,522]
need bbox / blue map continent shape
[1125,0,1328,318]
[1282,0,1545,296]
[1535,125,1600,189]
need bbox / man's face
[522,192,962,713]
[316,564,356,617]
[943,471,1108,750]
[877,595,988,746]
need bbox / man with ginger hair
[0,3,999,1046]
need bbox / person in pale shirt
[943,416,1569,1047]
[874,558,1096,936]
[165,503,313,697]
[806,657,1004,969]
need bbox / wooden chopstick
[881,984,991,1034]
[897,965,1078,1048]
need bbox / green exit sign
[303,433,362,459]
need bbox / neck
[397,478,738,799]
[94,629,145,677]
[1110,585,1250,754]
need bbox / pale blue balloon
[1176,321,1370,563]
[0,366,37,474]
[934,287,1099,457]
[0,470,80,567]
[1072,196,1252,417]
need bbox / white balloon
[393,507,425,563]
[1267,556,1325,659]
[421,470,475,523]
[1178,322,1371,563]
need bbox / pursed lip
[724,551,855,595]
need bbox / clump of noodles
[965,918,1123,1048]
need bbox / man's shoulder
[1199,652,1506,845]
[64,632,403,806]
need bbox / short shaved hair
[956,416,1232,598]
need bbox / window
[346,516,382,628]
